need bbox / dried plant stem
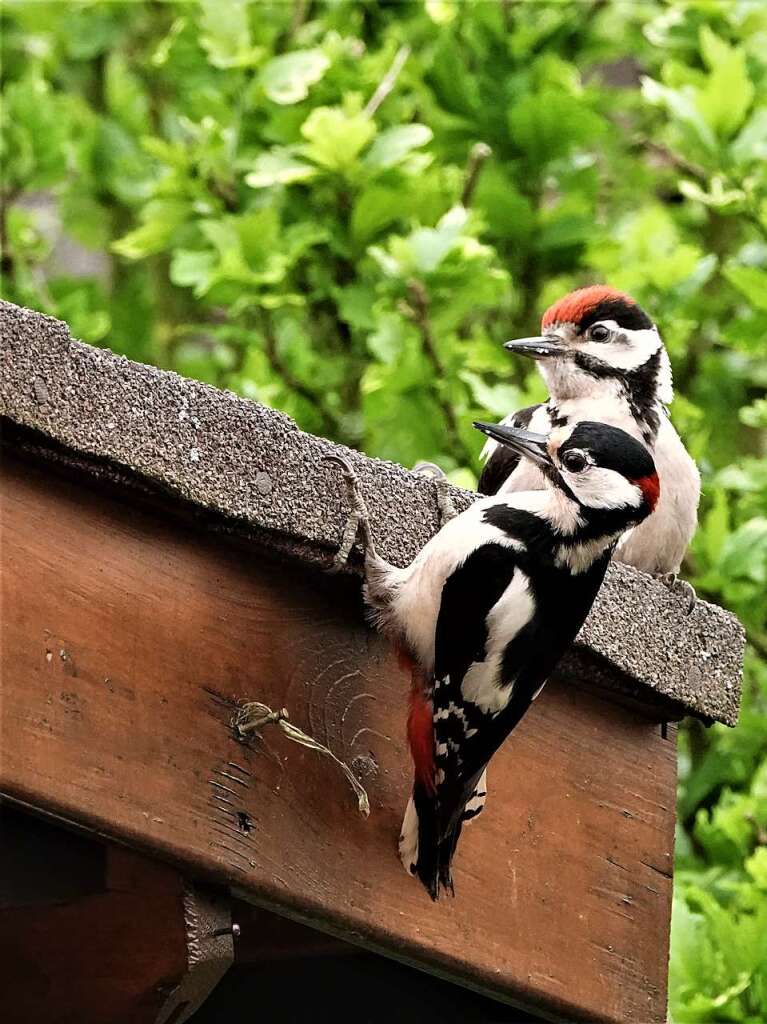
[364,45,411,118]
[234,701,370,818]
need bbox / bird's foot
[654,572,697,614]
[412,460,457,527]
[412,460,446,480]
[433,476,458,527]
[323,453,374,570]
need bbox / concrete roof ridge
[0,299,745,725]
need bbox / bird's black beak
[472,422,552,469]
[504,336,562,360]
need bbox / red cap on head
[541,285,637,330]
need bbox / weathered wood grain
[0,454,677,1023]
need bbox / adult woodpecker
[326,418,659,899]
[478,286,699,578]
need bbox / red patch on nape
[541,285,636,330]
[631,472,660,512]
[407,689,436,795]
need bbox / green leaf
[641,77,716,151]
[460,371,520,417]
[409,205,469,274]
[105,52,149,135]
[697,27,754,138]
[351,185,403,244]
[245,148,317,188]
[112,200,189,260]
[724,265,767,311]
[701,489,730,568]
[746,847,767,890]
[198,0,260,69]
[300,106,376,171]
[364,124,433,169]
[170,249,216,297]
[731,108,767,165]
[260,49,330,105]
[740,398,767,429]
[508,89,607,165]
[2,73,69,188]
[720,518,767,584]
[425,0,458,25]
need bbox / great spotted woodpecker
[326,418,659,899]
[478,286,699,578]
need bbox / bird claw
[410,461,457,527]
[433,476,458,527]
[323,452,373,568]
[412,460,447,480]
[654,572,697,614]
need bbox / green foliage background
[2,1,766,1017]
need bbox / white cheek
[580,327,659,371]
[567,467,642,509]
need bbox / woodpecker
[326,418,659,899]
[478,286,699,577]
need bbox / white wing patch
[460,569,534,714]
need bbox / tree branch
[405,280,474,466]
[364,45,411,119]
[461,143,492,208]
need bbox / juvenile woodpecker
[326,418,659,899]
[478,286,699,577]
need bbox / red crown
[542,286,637,330]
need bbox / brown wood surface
[0,455,677,1023]
[0,812,187,1024]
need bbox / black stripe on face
[570,349,662,442]
[578,298,652,332]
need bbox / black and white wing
[477,404,541,495]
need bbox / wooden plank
[231,900,361,962]
[0,811,187,1024]
[0,454,677,1024]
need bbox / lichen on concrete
[0,299,745,725]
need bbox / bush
[2,3,765,1018]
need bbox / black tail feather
[412,783,464,900]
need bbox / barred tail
[461,768,488,824]
[399,782,461,900]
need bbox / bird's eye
[562,449,588,473]
[590,324,610,342]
